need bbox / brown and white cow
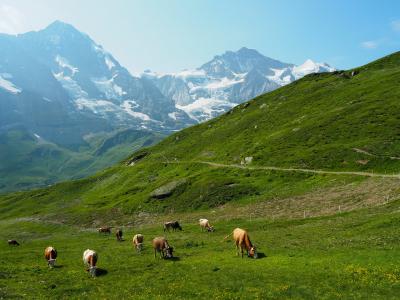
[231,228,257,259]
[44,246,57,268]
[7,239,20,246]
[199,218,214,232]
[163,221,182,232]
[83,249,98,277]
[116,229,123,241]
[98,227,111,234]
[152,237,173,259]
[133,234,144,253]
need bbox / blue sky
[0,0,400,73]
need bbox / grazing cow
[116,229,123,241]
[152,237,173,259]
[163,221,182,232]
[8,240,19,246]
[133,234,144,253]
[98,227,111,234]
[230,228,257,259]
[199,218,214,232]
[44,246,57,268]
[83,249,98,277]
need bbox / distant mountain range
[0,20,334,192]
[143,47,334,122]
[0,21,335,143]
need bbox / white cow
[83,249,98,277]
[133,234,144,253]
[199,218,214,232]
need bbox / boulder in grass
[150,179,187,199]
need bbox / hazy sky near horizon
[0,0,400,73]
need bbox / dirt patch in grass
[114,177,400,228]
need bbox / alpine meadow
[1,1,400,299]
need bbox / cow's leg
[154,249,157,258]
[236,241,240,256]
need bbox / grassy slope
[1,52,400,299]
[0,128,164,193]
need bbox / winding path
[167,160,400,179]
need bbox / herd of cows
[7,218,257,277]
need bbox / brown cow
[83,249,98,277]
[152,237,173,259]
[199,218,214,232]
[133,234,144,253]
[8,240,19,246]
[230,228,257,258]
[116,229,123,241]
[98,227,111,234]
[44,246,57,268]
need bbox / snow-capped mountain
[0,21,194,148]
[0,21,335,149]
[145,47,335,122]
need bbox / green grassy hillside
[1,52,400,299]
[0,128,164,193]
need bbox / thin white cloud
[361,40,379,49]
[360,19,400,50]
[391,20,400,32]
[0,4,24,34]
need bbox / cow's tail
[222,232,233,242]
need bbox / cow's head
[48,258,56,268]
[88,266,97,277]
[137,243,143,251]
[248,246,257,259]
[207,226,214,232]
[165,247,174,258]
